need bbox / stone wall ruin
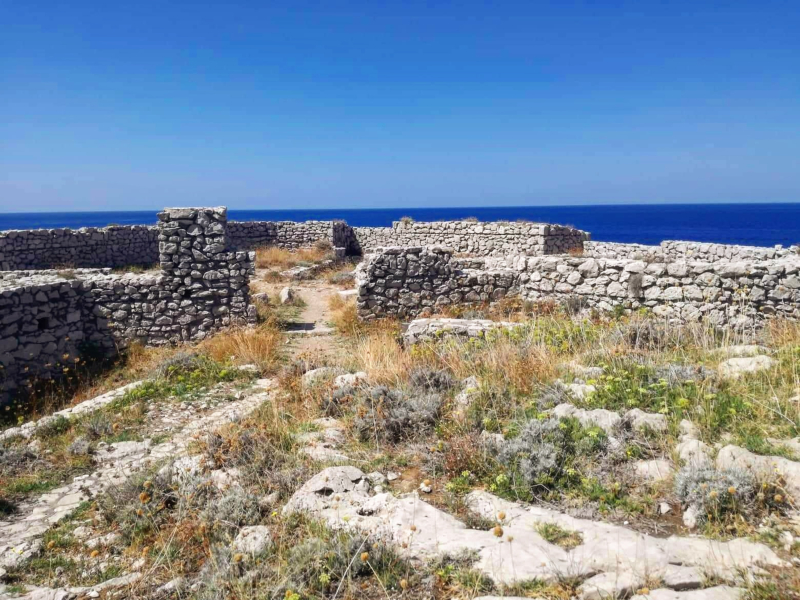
[1,207,255,407]
[356,246,800,327]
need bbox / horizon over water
[1,203,799,248]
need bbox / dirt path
[253,277,349,362]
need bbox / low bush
[354,386,443,444]
[673,465,785,529]
[493,416,608,498]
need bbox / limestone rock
[552,403,621,434]
[334,372,367,389]
[661,564,705,591]
[302,367,338,387]
[676,438,713,469]
[284,467,784,587]
[279,287,296,305]
[716,445,800,500]
[625,408,668,433]
[718,356,776,379]
[232,525,271,556]
[402,318,522,345]
[683,505,700,530]
[634,459,674,483]
[630,587,743,600]
[715,345,771,358]
[566,383,596,401]
[578,571,643,600]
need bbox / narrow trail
[258,278,348,362]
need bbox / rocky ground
[1,248,798,599]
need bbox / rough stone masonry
[0,207,255,408]
[356,246,800,327]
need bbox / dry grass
[347,330,411,386]
[567,246,585,257]
[328,295,360,336]
[200,324,284,373]
[254,246,331,270]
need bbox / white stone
[625,408,668,433]
[676,439,713,469]
[552,403,621,434]
[715,345,771,358]
[284,467,784,587]
[634,459,674,483]
[630,586,744,600]
[334,371,367,389]
[716,445,800,499]
[579,571,643,600]
[682,505,700,530]
[232,525,271,556]
[566,383,596,400]
[279,287,295,304]
[718,356,776,379]
[302,367,338,387]
[658,565,704,591]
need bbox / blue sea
[1,203,799,248]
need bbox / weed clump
[203,488,261,537]
[674,465,758,526]
[409,367,455,392]
[280,532,406,596]
[85,413,113,439]
[67,436,90,456]
[354,386,442,444]
[321,385,355,417]
[98,470,182,543]
[494,417,608,496]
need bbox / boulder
[579,571,643,600]
[676,439,713,469]
[334,372,367,389]
[718,356,776,379]
[625,408,668,433]
[716,445,800,500]
[232,525,271,556]
[634,459,674,483]
[279,287,296,305]
[302,367,338,387]
[552,403,621,434]
[630,587,744,600]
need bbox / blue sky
[1,0,799,212]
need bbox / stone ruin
[2,205,798,407]
[0,207,255,407]
[356,247,800,327]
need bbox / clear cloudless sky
[1,0,799,212]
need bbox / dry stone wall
[1,207,255,407]
[660,240,797,262]
[357,246,800,327]
[0,226,159,270]
[0,220,351,271]
[585,240,798,262]
[228,220,351,251]
[351,220,588,256]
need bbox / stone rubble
[401,317,522,345]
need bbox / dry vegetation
[254,245,332,270]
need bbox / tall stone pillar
[157,207,256,342]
